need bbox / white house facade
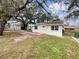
[30,20,64,37]
[5,20,22,31]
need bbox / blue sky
[46,0,79,25]
[34,0,79,25]
[42,0,67,19]
[49,0,67,18]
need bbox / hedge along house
[30,19,64,37]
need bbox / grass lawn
[0,32,79,59]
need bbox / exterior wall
[31,25,63,37]
[27,24,34,30]
[64,25,79,32]
[64,28,79,32]
[5,22,21,31]
[75,28,79,31]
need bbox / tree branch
[36,0,50,14]
[16,0,33,11]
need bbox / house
[64,25,79,32]
[5,20,22,31]
[29,19,64,37]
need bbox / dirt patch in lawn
[13,30,46,43]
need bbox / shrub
[74,32,79,38]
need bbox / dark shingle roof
[35,19,64,25]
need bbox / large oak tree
[0,0,51,36]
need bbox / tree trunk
[21,21,26,30]
[0,20,6,36]
[0,27,4,36]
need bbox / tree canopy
[65,0,79,18]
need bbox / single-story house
[5,20,22,31]
[29,20,64,37]
[64,25,79,32]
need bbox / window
[35,26,38,30]
[70,28,74,30]
[51,26,54,30]
[55,26,58,30]
[51,26,59,30]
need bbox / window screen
[55,26,58,30]
[51,26,54,30]
[35,26,38,30]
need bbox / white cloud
[53,3,60,10]
[49,2,67,17]
[49,2,79,25]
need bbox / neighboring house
[29,19,64,37]
[64,25,79,32]
[5,20,22,31]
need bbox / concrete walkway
[72,37,79,43]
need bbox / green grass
[0,32,79,59]
[33,36,79,59]
[64,31,74,36]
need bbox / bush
[74,32,79,38]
